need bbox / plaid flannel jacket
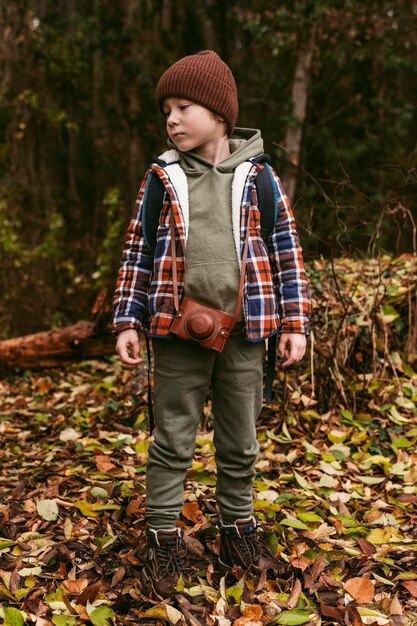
[113,154,310,341]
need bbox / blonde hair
[209,110,229,136]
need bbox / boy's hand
[116,329,142,365]
[278,333,307,367]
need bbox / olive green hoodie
[169,128,264,317]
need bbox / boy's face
[162,98,227,156]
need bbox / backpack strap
[263,334,277,403]
[252,156,279,402]
[253,158,279,242]
[142,171,165,253]
[145,334,155,434]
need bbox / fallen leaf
[62,578,88,594]
[52,616,77,626]
[3,606,25,626]
[59,428,81,442]
[390,594,404,616]
[166,604,183,624]
[343,576,375,603]
[94,455,116,472]
[182,501,204,524]
[356,606,390,624]
[242,605,263,620]
[286,579,302,608]
[110,566,125,587]
[143,607,167,619]
[357,538,376,556]
[256,489,279,502]
[18,566,42,577]
[89,605,115,626]
[36,499,59,521]
[401,580,417,598]
[344,605,363,626]
[63,516,73,540]
[77,581,102,606]
[275,609,312,625]
[319,603,344,620]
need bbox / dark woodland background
[1,0,416,339]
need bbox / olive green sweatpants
[145,334,265,529]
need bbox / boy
[113,50,310,599]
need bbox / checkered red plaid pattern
[112,161,310,341]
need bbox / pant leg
[145,337,215,529]
[211,335,265,523]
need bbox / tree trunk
[282,22,317,203]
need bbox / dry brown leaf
[110,566,126,587]
[126,498,143,516]
[390,594,404,616]
[255,568,267,592]
[9,569,20,595]
[242,605,263,620]
[287,579,302,608]
[343,576,375,604]
[321,574,343,588]
[37,378,52,395]
[364,509,384,523]
[94,455,116,472]
[182,501,204,524]
[77,581,102,605]
[401,581,417,598]
[344,605,363,626]
[357,538,377,556]
[320,603,344,620]
[304,553,327,590]
[289,542,314,571]
[62,578,89,594]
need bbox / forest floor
[1,349,417,626]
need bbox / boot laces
[236,528,265,564]
[157,536,187,578]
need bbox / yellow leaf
[366,528,392,544]
[143,607,167,619]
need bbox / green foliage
[1,1,416,336]
[93,187,125,290]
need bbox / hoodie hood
[166,127,264,173]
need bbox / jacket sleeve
[267,168,310,334]
[112,169,154,334]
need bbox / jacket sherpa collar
[153,148,255,267]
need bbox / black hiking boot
[219,516,281,574]
[141,528,188,599]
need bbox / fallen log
[0,287,117,370]
[0,320,115,369]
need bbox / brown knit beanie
[156,50,238,135]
